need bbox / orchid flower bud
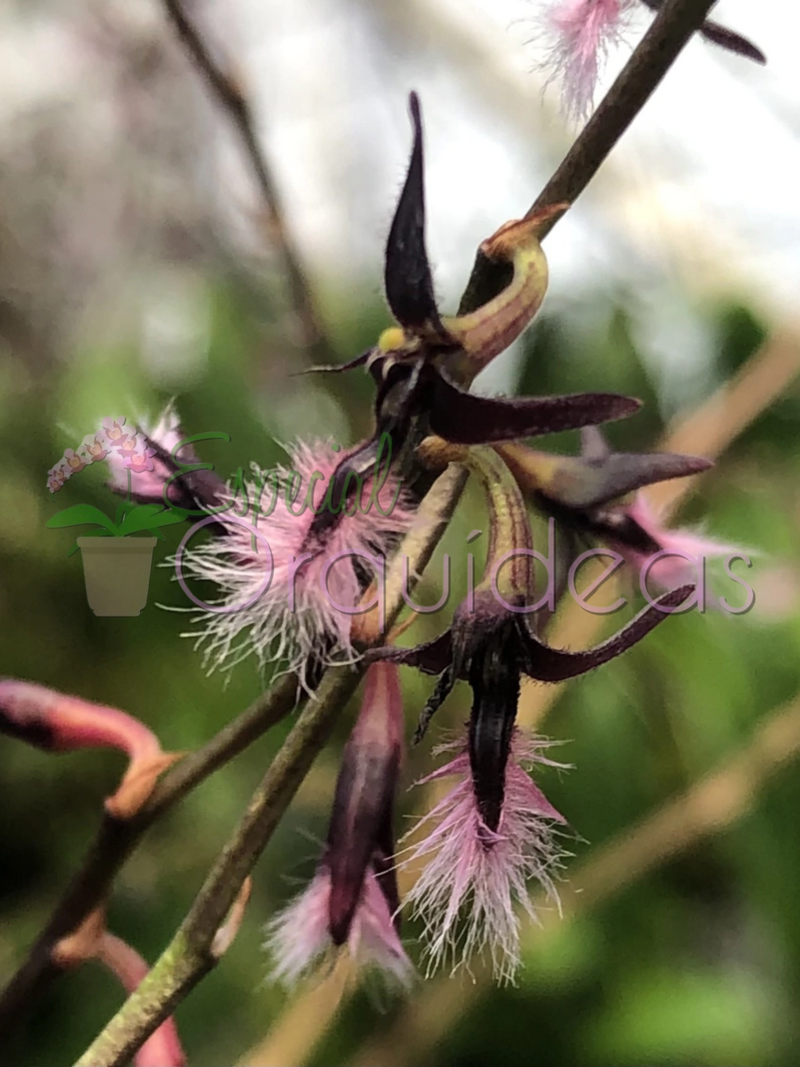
[265,664,413,989]
[0,680,180,818]
[327,661,404,942]
[105,404,225,514]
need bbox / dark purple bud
[640,0,765,64]
[326,663,404,944]
[699,20,766,64]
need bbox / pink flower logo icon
[102,417,130,448]
[124,440,157,475]
[81,435,110,463]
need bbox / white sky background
[0,0,796,412]
[239,0,798,406]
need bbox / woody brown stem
[162,0,332,364]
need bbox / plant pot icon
[77,537,157,617]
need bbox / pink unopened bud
[0,680,181,818]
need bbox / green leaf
[118,505,188,536]
[46,505,118,533]
[145,508,189,530]
[114,500,137,526]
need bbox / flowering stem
[0,672,299,1045]
[12,1,722,1061]
[458,0,719,314]
[72,466,466,1067]
[73,664,363,1067]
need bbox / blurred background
[2,0,800,1064]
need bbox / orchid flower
[266,664,413,988]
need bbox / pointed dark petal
[551,452,714,510]
[296,349,372,376]
[367,630,453,676]
[700,20,766,64]
[429,374,641,444]
[413,666,457,744]
[520,584,694,681]
[384,92,442,332]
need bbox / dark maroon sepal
[700,20,766,64]
[519,584,694,681]
[429,374,641,444]
[552,450,713,511]
[367,630,453,676]
[384,92,443,333]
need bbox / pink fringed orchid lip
[175,440,416,685]
[402,731,568,982]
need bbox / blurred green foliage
[2,272,800,1067]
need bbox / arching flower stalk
[266,663,413,988]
